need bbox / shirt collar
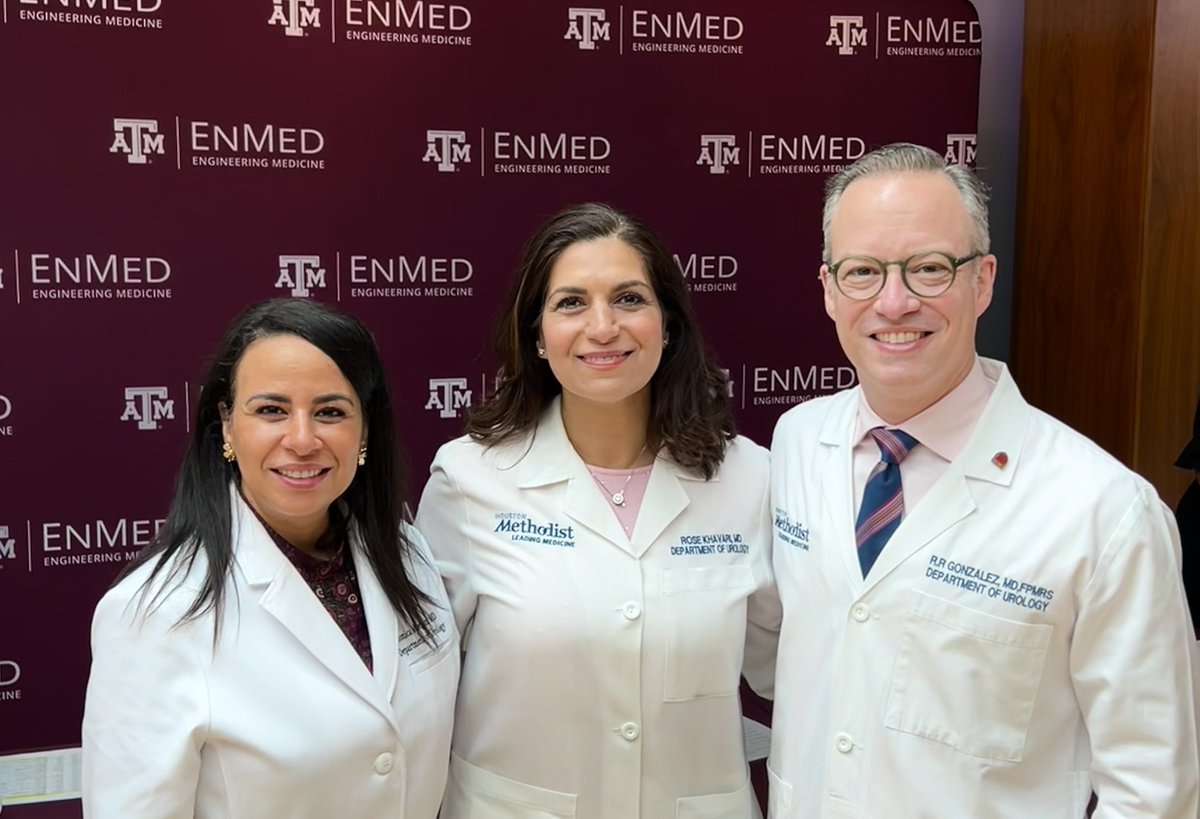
[855,357,996,463]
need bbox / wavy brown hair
[467,202,734,479]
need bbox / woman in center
[416,202,780,818]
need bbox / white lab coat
[81,490,459,819]
[415,399,780,819]
[767,357,1200,819]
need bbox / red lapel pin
[991,452,1009,468]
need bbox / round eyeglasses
[827,251,981,300]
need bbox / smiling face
[539,236,665,415]
[222,334,364,550]
[821,171,996,423]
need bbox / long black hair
[122,298,435,643]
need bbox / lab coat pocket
[443,753,577,818]
[766,764,793,818]
[676,775,757,818]
[884,590,1052,762]
[661,565,756,701]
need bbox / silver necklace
[587,444,648,507]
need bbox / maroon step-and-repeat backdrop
[0,0,981,812]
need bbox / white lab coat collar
[512,398,704,558]
[228,488,401,733]
[815,358,1031,592]
[817,358,1026,481]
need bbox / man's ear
[820,264,837,321]
[974,254,997,318]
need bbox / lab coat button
[620,721,641,741]
[835,733,854,753]
[622,602,642,620]
[851,603,870,622]
[374,752,394,774]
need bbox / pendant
[611,492,626,507]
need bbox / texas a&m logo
[425,378,471,418]
[565,8,610,50]
[121,387,175,430]
[423,130,471,172]
[269,0,321,37]
[697,134,739,175]
[276,255,326,297]
[826,15,867,55]
[111,118,165,165]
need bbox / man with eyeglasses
[765,142,1198,818]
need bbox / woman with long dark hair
[82,298,458,819]
[416,203,779,818]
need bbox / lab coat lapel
[564,465,641,554]
[353,530,399,711]
[862,460,977,590]
[818,391,868,589]
[230,493,399,732]
[517,401,631,553]
[517,399,688,559]
[862,360,1027,591]
[627,458,691,558]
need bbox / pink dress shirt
[852,358,997,521]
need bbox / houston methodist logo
[121,387,175,430]
[269,0,321,36]
[424,130,471,172]
[425,378,471,418]
[111,118,165,164]
[827,15,867,55]
[276,255,326,297]
[565,8,610,50]
[697,135,739,174]
[0,526,16,561]
[945,133,977,165]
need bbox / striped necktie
[855,428,919,576]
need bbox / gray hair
[821,142,991,260]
